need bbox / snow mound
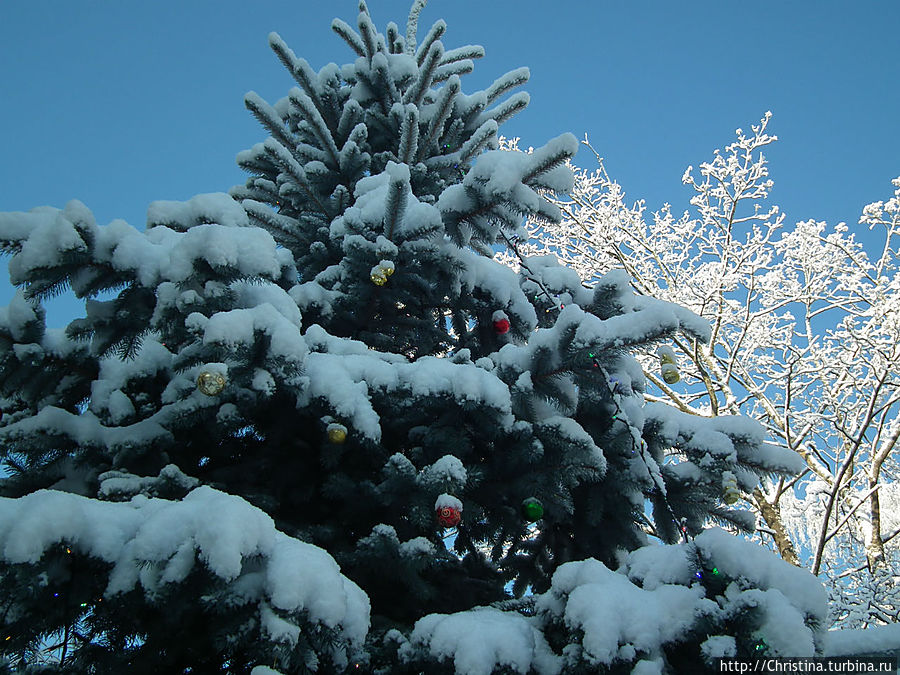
[401,606,562,675]
[537,557,712,667]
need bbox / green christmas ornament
[521,497,544,522]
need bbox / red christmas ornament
[492,310,510,335]
[436,505,461,527]
[435,493,463,527]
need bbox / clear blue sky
[2,1,898,318]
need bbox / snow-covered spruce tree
[0,3,826,673]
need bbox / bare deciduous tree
[502,116,900,627]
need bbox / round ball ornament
[492,310,510,335]
[327,423,348,444]
[521,497,544,522]
[370,260,395,287]
[435,493,463,528]
[662,366,680,385]
[437,505,461,527]
[197,370,226,396]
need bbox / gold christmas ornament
[662,367,680,385]
[370,260,395,286]
[327,423,348,444]
[657,345,681,384]
[197,370,226,396]
[722,471,741,505]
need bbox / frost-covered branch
[508,116,900,628]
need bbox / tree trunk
[866,476,886,572]
[866,418,899,574]
[753,487,800,566]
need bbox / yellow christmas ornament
[327,422,348,444]
[371,271,387,286]
[197,370,226,396]
[657,345,680,384]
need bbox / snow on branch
[0,486,370,656]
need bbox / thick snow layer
[490,302,705,398]
[514,258,709,352]
[635,295,711,342]
[538,557,711,666]
[118,224,283,286]
[402,607,562,675]
[644,402,806,475]
[0,405,173,451]
[435,493,463,511]
[456,249,537,331]
[232,280,303,327]
[700,635,737,659]
[98,464,199,500]
[0,198,285,290]
[189,302,308,366]
[146,192,250,229]
[633,530,826,656]
[622,540,695,590]
[90,338,173,418]
[250,667,284,675]
[419,455,468,487]
[0,487,370,651]
[631,659,665,675]
[692,529,828,635]
[520,255,589,303]
[104,389,135,423]
[456,136,574,203]
[534,528,827,666]
[0,290,40,341]
[260,602,301,646]
[399,537,436,558]
[573,303,681,351]
[331,162,439,243]
[300,349,513,442]
[289,281,339,318]
[826,623,900,658]
[252,368,277,396]
[0,206,87,281]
